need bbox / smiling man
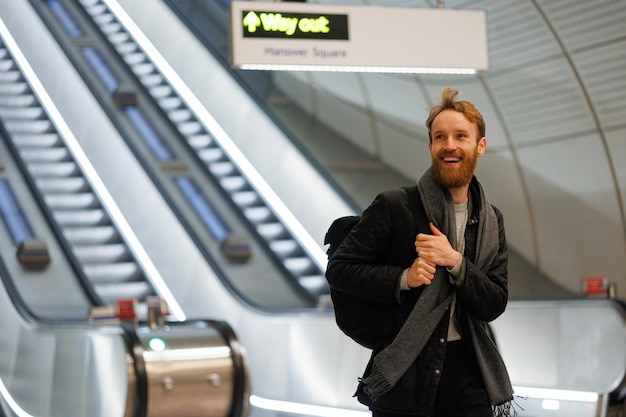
[326,87,515,417]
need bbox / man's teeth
[443,157,460,162]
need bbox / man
[326,87,514,417]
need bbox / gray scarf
[362,168,514,414]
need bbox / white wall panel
[475,151,536,265]
[314,87,378,155]
[361,73,427,134]
[606,127,626,236]
[376,121,429,182]
[309,72,367,108]
[273,72,316,114]
[521,133,620,222]
[519,136,626,295]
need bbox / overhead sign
[229,1,488,73]
[241,10,349,40]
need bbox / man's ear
[477,137,486,157]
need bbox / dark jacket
[325,181,508,415]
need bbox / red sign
[582,276,608,296]
[116,298,138,319]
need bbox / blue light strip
[174,176,229,242]
[0,180,34,245]
[124,106,173,162]
[80,47,119,93]
[46,0,83,38]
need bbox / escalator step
[95,281,152,303]
[53,209,107,226]
[168,108,192,123]
[269,239,298,258]
[187,134,213,149]
[198,147,224,163]
[11,132,60,147]
[5,119,52,134]
[209,161,236,177]
[0,69,21,82]
[27,161,77,177]
[244,206,272,223]
[83,262,140,283]
[19,147,69,163]
[284,257,314,276]
[0,94,36,107]
[256,223,285,240]
[298,275,328,296]
[73,243,129,263]
[0,105,44,120]
[36,177,88,193]
[147,85,172,99]
[219,176,246,192]
[0,82,28,95]
[232,191,259,207]
[63,226,117,244]
[44,192,97,209]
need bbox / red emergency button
[116,298,138,319]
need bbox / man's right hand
[407,256,436,288]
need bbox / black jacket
[326,182,508,415]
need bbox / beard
[431,147,479,188]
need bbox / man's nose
[443,136,457,150]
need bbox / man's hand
[407,256,436,288]
[415,222,460,269]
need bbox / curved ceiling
[271,0,626,298]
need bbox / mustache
[437,150,463,158]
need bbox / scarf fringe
[492,396,525,417]
[360,365,392,402]
[492,402,512,417]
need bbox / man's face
[429,110,486,189]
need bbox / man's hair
[425,87,486,142]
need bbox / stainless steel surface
[136,321,250,417]
[0,282,131,417]
[492,299,626,394]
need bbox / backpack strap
[403,185,429,235]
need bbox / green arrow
[243,11,261,33]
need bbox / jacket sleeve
[456,206,509,322]
[326,192,407,305]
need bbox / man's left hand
[415,222,460,269]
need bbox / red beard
[431,148,478,188]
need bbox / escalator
[0,6,369,415]
[0,18,249,417]
[0,16,182,319]
[27,0,332,307]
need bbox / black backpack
[324,215,361,259]
[324,186,424,348]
